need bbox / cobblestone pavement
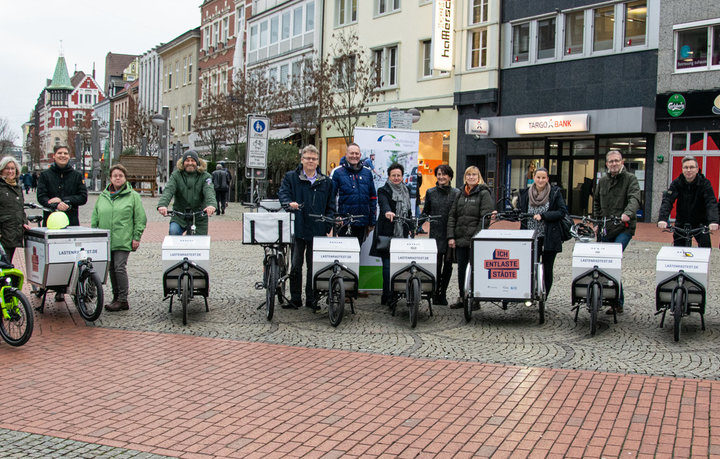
[29,195,718,380]
[0,428,168,458]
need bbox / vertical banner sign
[353,127,420,290]
[247,115,269,169]
[431,0,455,72]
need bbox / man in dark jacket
[37,145,88,227]
[421,164,460,305]
[593,150,641,313]
[657,155,718,247]
[278,145,335,310]
[331,143,377,245]
[37,144,89,302]
[157,150,217,235]
[212,164,231,215]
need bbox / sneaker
[106,301,129,312]
[54,292,65,302]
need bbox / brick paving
[1,194,718,456]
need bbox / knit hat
[182,150,199,164]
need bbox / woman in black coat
[517,167,568,295]
[369,163,412,305]
[0,156,30,263]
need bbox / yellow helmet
[47,211,69,229]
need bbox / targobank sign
[431,0,454,72]
[515,114,589,134]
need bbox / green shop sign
[667,93,686,117]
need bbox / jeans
[599,231,632,306]
[169,222,187,235]
[290,238,314,305]
[109,250,130,302]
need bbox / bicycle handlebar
[569,215,623,225]
[663,225,710,238]
[24,202,53,212]
[165,210,209,219]
[308,213,364,224]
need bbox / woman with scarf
[91,164,147,312]
[0,156,30,263]
[421,164,460,306]
[517,167,568,295]
[370,163,413,305]
[447,166,494,308]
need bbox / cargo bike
[655,225,712,342]
[386,214,440,329]
[309,214,363,327]
[569,216,623,336]
[162,210,212,326]
[462,211,546,324]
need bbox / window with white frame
[593,5,614,52]
[250,25,258,51]
[336,0,357,26]
[213,22,219,46]
[564,10,584,55]
[469,29,488,68]
[175,62,180,89]
[268,67,278,91]
[292,60,302,81]
[334,54,356,89]
[624,1,646,47]
[282,11,291,39]
[373,45,398,88]
[471,0,488,24]
[306,1,314,31]
[168,67,173,90]
[236,6,245,38]
[270,16,279,44]
[280,64,290,87]
[675,22,720,71]
[293,6,303,36]
[376,0,400,16]
[223,17,229,42]
[183,58,187,85]
[260,21,268,47]
[204,26,210,50]
[188,59,192,83]
[422,40,432,76]
[512,23,529,62]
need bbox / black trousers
[339,225,368,246]
[289,238,314,305]
[215,189,228,211]
[436,250,453,293]
[456,247,471,296]
[536,237,558,295]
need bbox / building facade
[653,1,720,220]
[157,27,202,148]
[480,0,660,218]
[138,47,163,115]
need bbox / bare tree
[0,118,18,157]
[66,113,92,163]
[224,67,280,147]
[324,29,379,146]
[125,99,160,153]
[287,54,334,148]
[194,92,230,163]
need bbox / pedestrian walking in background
[369,163,412,306]
[447,166,494,308]
[657,155,718,247]
[0,156,30,264]
[517,167,568,296]
[31,171,38,192]
[91,164,147,312]
[593,149,641,314]
[22,171,32,194]
[212,164,230,215]
[420,164,460,306]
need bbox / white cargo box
[390,238,437,278]
[24,226,110,288]
[572,242,623,285]
[472,229,536,299]
[243,212,293,244]
[162,236,211,272]
[655,247,711,304]
[312,237,360,290]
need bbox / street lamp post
[151,106,170,188]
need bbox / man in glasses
[593,149,641,314]
[657,155,718,247]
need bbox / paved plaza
[1,194,720,457]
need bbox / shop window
[623,1,646,47]
[537,18,556,60]
[690,132,704,150]
[564,10,584,55]
[593,6,614,52]
[714,27,720,65]
[671,133,687,151]
[512,23,529,62]
[708,132,720,150]
[676,27,708,70]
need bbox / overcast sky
[0,0,201,143]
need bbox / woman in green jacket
[91,164,147,312]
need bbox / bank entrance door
[554,139,595,216]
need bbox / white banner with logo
[353,127,420,290]
[431,0,455,72]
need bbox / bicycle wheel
[673,288,685,342]
[0,290,34,346]
[409,277,421,329]
[276,260,287,306]
[590,283,600,336]
[265,260,278,321]
[74,270,104,322]
[328,276,345,327]
[181,275,190,326]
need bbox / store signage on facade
[656,91,720,120]
[465,119,489,136]
[431,0,454,72]
[515,114,589,134]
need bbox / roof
[157,27,201,55]
[70,71,86,88]
[104,52,138,93]
[47,56,74,91]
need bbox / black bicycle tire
[266,261,278,321]
[181,275,190,325]
[75,270,104,322]
[590,283,600,336]
[673,288,684,342]
[328,276,345,327]
[0,289,34,346]
[409,277,421,329]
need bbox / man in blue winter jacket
[331,143,377,245]
[278,145,335,310]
